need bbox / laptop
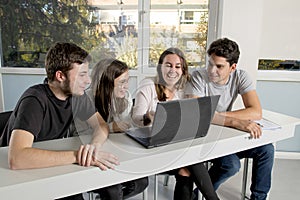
[126,95,220,148]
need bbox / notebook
[125,95,220,148]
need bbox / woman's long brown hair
[91,58,129,121]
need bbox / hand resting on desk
[213,112,262,139]
[77,144,119,170]
[232,118,262,139]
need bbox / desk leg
[198,189,203,200]
[154,175,158,200]
[241,158,249,200]
[143,187,148,200]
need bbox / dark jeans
[209,144,274,200]
[95,177,148,200]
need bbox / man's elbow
[8,149,28,170]
[8,156,23,170]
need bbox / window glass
[258,59,300,71]
[148,0,209,68]
[88,1,138,69]
[0,0,138,69]
[0,0,209,70]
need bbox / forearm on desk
[212,112,251,128]
[220,108,262,121]
[9,147,78,170]
[212,113,232,127]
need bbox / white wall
[218,0,263,83]
[219,0,300,76]
[219,0,300,107]
[217,0,263,109]
[260,0,300,59]
[218,0,300,152]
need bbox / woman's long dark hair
[91,58,129,122]
[155,47,190,101]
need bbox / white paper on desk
[254,118,281,130]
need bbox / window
[257,59,300,82]
[258,59,300,71]
[146,0,209,72]
[0,0,212,72]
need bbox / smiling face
[161,54,183,88]
[206,53,236,85]
[62,62,91,96]
[113,70,129,98]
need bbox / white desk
[1,110,300,199]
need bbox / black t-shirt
[0,83,96,146]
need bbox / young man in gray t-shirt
[187,38,274,200]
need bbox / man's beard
[61,77,72,96]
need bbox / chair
[0,111,13,143]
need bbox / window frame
[257,70,300,82]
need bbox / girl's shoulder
[137,78,156,91]
[140,77,155,85]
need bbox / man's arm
[189,90,262,138]
[78,112,119,170]
[8,130,78,169]
[87,112,109,146]
[212,113,262,139]
[219,90,262,120]
[212,90,262,139]
[9,112,119,170]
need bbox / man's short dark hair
[207,38,240,66]
[45,42,91,81]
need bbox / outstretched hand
[77,144,120,170]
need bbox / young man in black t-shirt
[0,42,119,199]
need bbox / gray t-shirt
[186,68,255,112]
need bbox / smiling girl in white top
[132,48,219,200]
